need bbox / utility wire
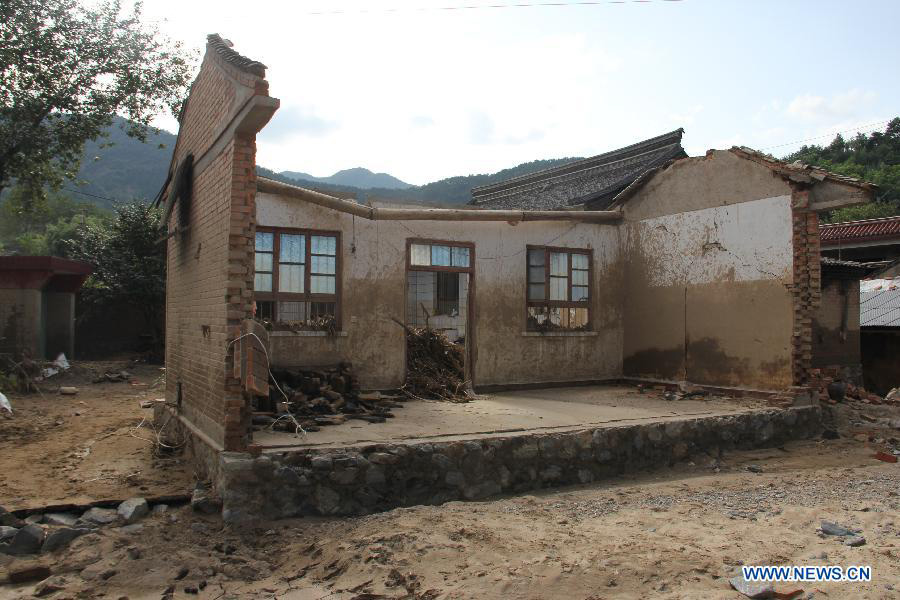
[760,119,892,151]
[307,0,683,16]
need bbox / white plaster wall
[632,194,793,287]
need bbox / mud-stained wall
[812,278,861,369]
[256,193,624,389]
[0,289,42,359]
[623,152,795,390]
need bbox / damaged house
[157,35,875,518]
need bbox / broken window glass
[526,247,591,331]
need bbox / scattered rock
[43,513,78,527]
[119,524,144,534]
[151,504,169,516]
[820,520,860,536]
[8,562,52,584]
[746,464,764,473]
[0,526,17,542]
[191,486,222,515]
[127,546,142,560]
[59,387,78,395]
[117,498,149,524]
[2,524,46,555]
[844,536,866,547]
[100,569,117,580]
[42,527,88,552]
[729,576,775,599]
[175,566,190,580]
[0,506,25,528]
[33,575,67,597]
[24,514,44,525]
[81,507,119,525]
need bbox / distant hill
[40,117,584,208]
[280,167,412,190]
[71,116,176,208]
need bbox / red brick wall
[789,188,821,386]
[164,39,271,450]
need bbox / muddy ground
[0,360,191,509]
[1,371,899,599]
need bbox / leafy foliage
[0,0,193,199]
[0,188,107,256]
[64,203,165,347]
[783,118,900,223]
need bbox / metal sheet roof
[861,278,900,327]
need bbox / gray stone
[315,486,341,515]
[368,452,399,465]
[365,466,386,485]
[431,454,453,470]
[33,575,68,597]
[81,507,119,525]
[844,536,866,547]
[0,525,17,541]
[25,514,44,525]
[42,527,88,552]
[445,471,466,487]
[0,505,24,528]
[310,455,333,470]
[463,481,501,500]
[330,468,359,485]
[120,523,144,534]
[540,465,563,481]
[2,524,45,555]
[191,486,222,515]
[44,513,78,527]
[577,469,594,484]
[117,498,149,524]
[152,504,169,516]
[821,521,860,536]
[729,576,775,599]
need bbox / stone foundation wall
[214,407,821,522]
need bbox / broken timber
[257,177,623,223]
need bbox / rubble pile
[262,363,405,432]
[808,368,898,406]
[403,327,469,402]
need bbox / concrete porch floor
[254,384,765,451]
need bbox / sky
[141,0,900,186]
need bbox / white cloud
[786,89,877,121]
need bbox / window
[526,246,590,331]
[254,228,340,326]
[406,240,473,340]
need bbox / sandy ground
[0,360,191,510]
[1,396,899,599]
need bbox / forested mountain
[783,117,900,223]
[280,167,412,190]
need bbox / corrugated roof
[469,129,686,211]
[861,285,900,327]
[820,215,900,245]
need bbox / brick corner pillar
[789,187,821,387]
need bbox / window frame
[254,226,342,327]
[405,238,475,274]
[525,244,592,331]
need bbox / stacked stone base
[211,407,821,522]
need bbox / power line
[760,119,892,151]
[307,0,683,16]
[62,186,123,204]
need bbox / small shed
[0,256,93,360]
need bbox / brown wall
[812,277,861,370]
[0,289,42,359]
[257,193,624,389]
[163,40,276,450]
[622,151,797,390]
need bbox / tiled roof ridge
[472,141,683,204]
[471,128,684,198]
[820,215,900,229]
[729,146,877,191]
[206,33,267,78]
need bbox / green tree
[784,118,900,223]
[0,187,106,255]
[0,0,193,198]
[65,202,165,349]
